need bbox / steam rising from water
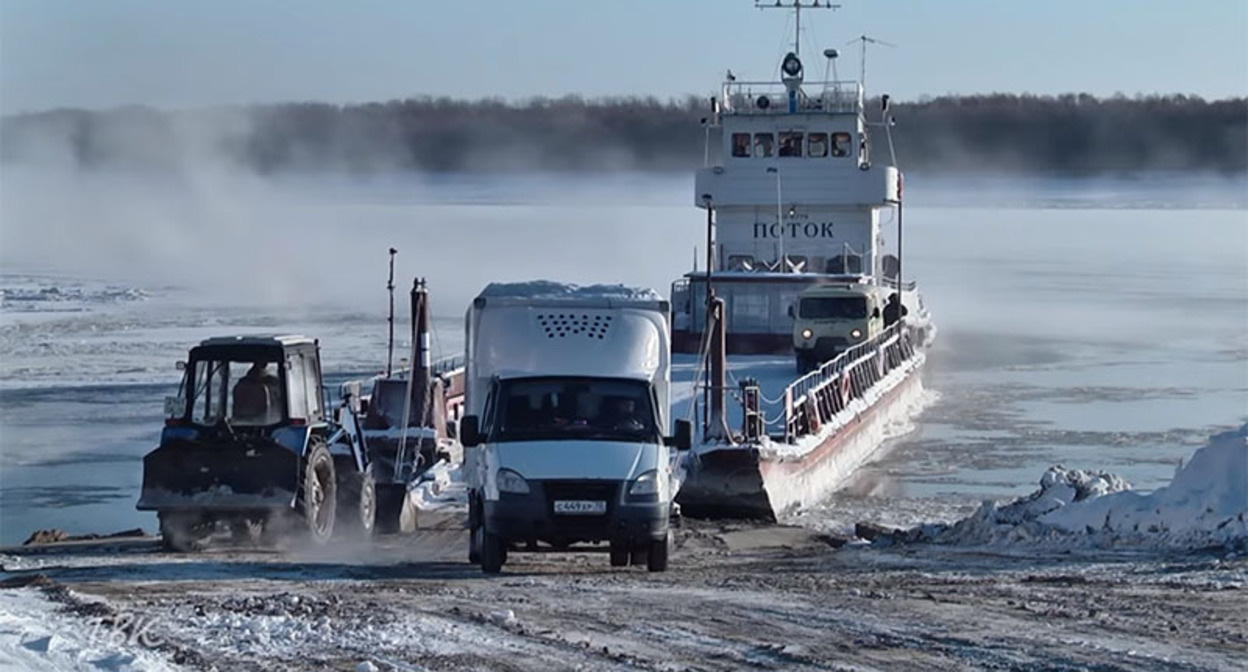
[1,167,700,314]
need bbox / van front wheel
[646,532,670,572]
[481,529,506,574]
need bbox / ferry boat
[673,1,935,518]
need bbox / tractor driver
[233,362,280,423]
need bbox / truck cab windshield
[800,296,868,320]
[493,377,659,443]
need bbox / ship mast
[755,1,840,59]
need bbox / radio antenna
[846,34,896,93]
[756,0,840,57]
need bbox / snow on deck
[673,351,929,461]
[670,353,797,435]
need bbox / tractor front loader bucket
[136,440,300,512]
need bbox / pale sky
[2,0,1246,114]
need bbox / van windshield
[800,296,868,319]
[493,377,659,443]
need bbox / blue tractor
[137,335,375,551]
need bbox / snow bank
[1041,425,1247,547]
[477,281,661,302]
[899,424,1248,551]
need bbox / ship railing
[338,354,465,401]
[721,80,863,116]
[882,276,917,292]
[746,321,918,443]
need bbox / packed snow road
[2,520,1245,672]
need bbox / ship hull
[677,358,925,519]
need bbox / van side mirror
[672,419,693,451]
[176,360,187,371]
[460,415,482,447]
[872,307,881,319]
[787,305,795,319]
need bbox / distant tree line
[3,93,1244,174]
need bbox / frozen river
[1,171,1245,544]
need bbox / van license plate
[554,500,607,515]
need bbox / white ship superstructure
[673,1,935,518]
[672,3,927,354]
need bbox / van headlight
[800,328,814,340]
[851,328,863,339]
[496,468,530,494]
[628,470,660,499]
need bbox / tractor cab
[791,284,884,373]
[140,334,375,551]
[168,335,325,432]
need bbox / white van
[459,282,691,573]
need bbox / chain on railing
[735,321,919,443]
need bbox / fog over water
[0,170,1245,543]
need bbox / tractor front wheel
[158,511,212,552]
[335,464,377,540]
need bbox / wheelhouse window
[754,133,774,157]
[731,133,751,157]
[779,132,803,157]
[189,359,285,426]
[825,254,863,274]
[832,132,852,157]
[494,377,659,443]
[808,132,828,157]
[800,296,868,320]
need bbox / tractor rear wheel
[300,438,337,544]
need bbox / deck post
[705,297,728,441]
[784,386,794,443]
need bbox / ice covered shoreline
[884,424,1248,552]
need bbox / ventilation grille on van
[537,313,613,339]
